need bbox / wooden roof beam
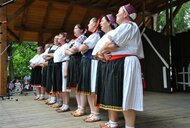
[91,0,100,4]
[40,0,113,11]
[45,3,74,43]
[38,0,53,45]
[152,0,189,13]
[19,0,30,41]
[144,0,168,12]
[107,0,131,9]
[161,4,182,34]
[108,0,142,12]
[81,8,91,25]
[7,27,19,41]
[14,26,61,33]
[41,0,53,29]
[7,0,35,23]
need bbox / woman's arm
[79,44,89,54]
[99,40,117,54]
[96,40,117,61]
[65,46,78,55]
[43,53,53,60]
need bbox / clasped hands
[95,51,112,62]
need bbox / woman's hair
[59,32,70,43]
[37,46,44,52]
[91,17,102,32]
[91,17,98,23]
[76,24,85,32]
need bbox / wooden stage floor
[0,91,190,128]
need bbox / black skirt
[67,53,82,89]
[77,57,91,94]
[30,66,42,86]
[96,58,124,111]
[41,67,47,87]
[52,62,63,93]
[46,60,54,93]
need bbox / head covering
[105,14,117,28]
[122,3,137,20]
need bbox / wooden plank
[14,25,61,33]
[0,1,8,96]
[7,27,19,41]
[45,3,74,43]
[7,0,35,23]
[1,92,190,128]
[41,0,53,29]
[19,0,30,41]
[38,0,53,45]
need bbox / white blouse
[38,48,50,63]
[67,39,75,48]
[83,32,101,49]
[108,22,144,59]
[53,43,70,63]
[92,30,114,56]
[43,47,50,55]
[50,45,59,51]
[29,54,44,64]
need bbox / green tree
[157,1,190,34]
[11,42,37,78]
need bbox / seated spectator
[15,79,22,94]
[8,80,15,91]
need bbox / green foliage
[12,42,37,77]
[173,2,190,33]
[157,1,190,34]
[157,11,166,32]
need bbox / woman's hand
[96,51,107,62]
[103,52,112,60]
[79,44,88,54]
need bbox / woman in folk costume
[38,43,51,100]
[44,35,60,105]
[48,32,71,112]
[29,46,44,100]
[76,17,104,120]
[65,23,91,116]
[95,3,144,128]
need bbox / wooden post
[0,4,8,96]
[153,14,158,31]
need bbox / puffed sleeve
[64,43,70,50]
[83,33,100,49]
[29,55,38,64]
[108,22,138,47]
[38,55,45,63]
[73,35,88,49]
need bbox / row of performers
[29,3,144,128]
